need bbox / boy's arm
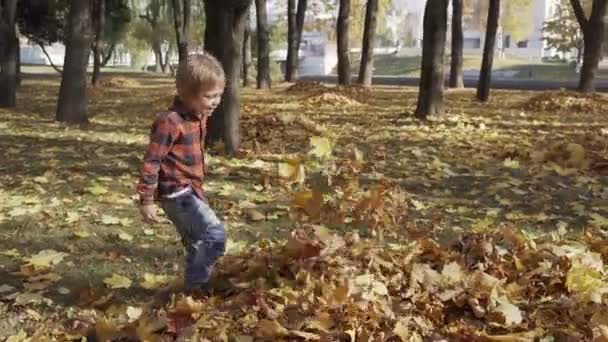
[136,115,179,204]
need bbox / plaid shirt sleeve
[136,114,179,204]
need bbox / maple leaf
[309,136,333,159]
[257,319,290,338]
[23,250,68,270]
[140,273,173,290]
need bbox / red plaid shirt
[137,97,207,204]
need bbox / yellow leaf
[290,330,321,340]
[309,136,333,159]
[442,262,464,285]
[493,298,523,326]
[5,330,30,342]
[257,319,289,338]
[246,208,265,221]
[116,230,133,241]
[566,261,608,303]
[23,249,68,269]
[503,158,520,169]
[100,215,121,225]
[126,306,143,322]
[278,159,305,183]
[66,211,80,224]
[590,213,608,228]
[140,273,172,290]
[393,318,412,342]
[33,176,49,184]
[1,248,21,257]
[87,183,108,195]
[172,296,204,314]
[103,274,132,289]
[73,230,92,238]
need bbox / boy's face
[182,83,224,118]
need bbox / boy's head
[176,53,225,117]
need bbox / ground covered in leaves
[0,76,607,341]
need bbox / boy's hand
[140,203,161,224]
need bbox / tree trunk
[414,0,448,120]
[295,0,307,50]
[163,43,173,74]
[570,0,608,93]
[204,0,252,156]
[476,0,500,102]
[449,0,464,88]
[242,12,251,87]
[285,0,298,81]
[255,0,271,89]
[152,41,163,72]
[56,0,94,125]
[358,0,378,87]
[0,0,18,108]
[337,0,351,85]
[91,0,105,86]
[171,0,190,66]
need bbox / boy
[136,53,226,296]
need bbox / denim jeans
[161,188,226,291]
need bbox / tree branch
[35,41,62,74]
[101,43,115,66]
[569,0,588,29]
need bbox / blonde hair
[176,53,225,97]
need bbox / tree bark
[171,0,190,66]
[358,0,378,87]
[255,0,271,89]
[242,11,251,87]
[0,0,18,108]
[204,0,252,156]
[285,0,298,81]
[569,0,608,93]
[56,0,94,125]
[337,0,351,85]
[476,0,499,102]
[449,0,464,88]
[414,0,448,119]
[91,0,105,87]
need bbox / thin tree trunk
[337,0,351,85]
[285,0,298,81]
[56,0,94,125]
[101,43,115,67]
[153,42,163,73]
[414,0,448,119]
[91,0,105,86]
[204,0,252,156]
[569,0,608,93]
[171,0,190,66]
[163,43,173,73]
[295,0,307,50]
[0,0,18,108]
[358,0,378,87]
[449,0,464,88]
[242,12,251,87]
[255,0,271,89]
[476,0,499,102]
[36,41,63,73]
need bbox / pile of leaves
[241,112,327,154]
[80,225,608,341]
[101,77,142,88]
[284,81,329,94]
[304,91,363,107]
[523,90,608,113]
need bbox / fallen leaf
[246,208,266,221]
[257,319,290,338]
[103,274,132,289]
[309,136,333,159]
[493,298,523,326]
[5,330,30,342]
[140,273,172,290]
[23,250,68,270]
[126,306,143,322]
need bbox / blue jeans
[161,189,226,291]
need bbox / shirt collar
[169,96,200,121]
